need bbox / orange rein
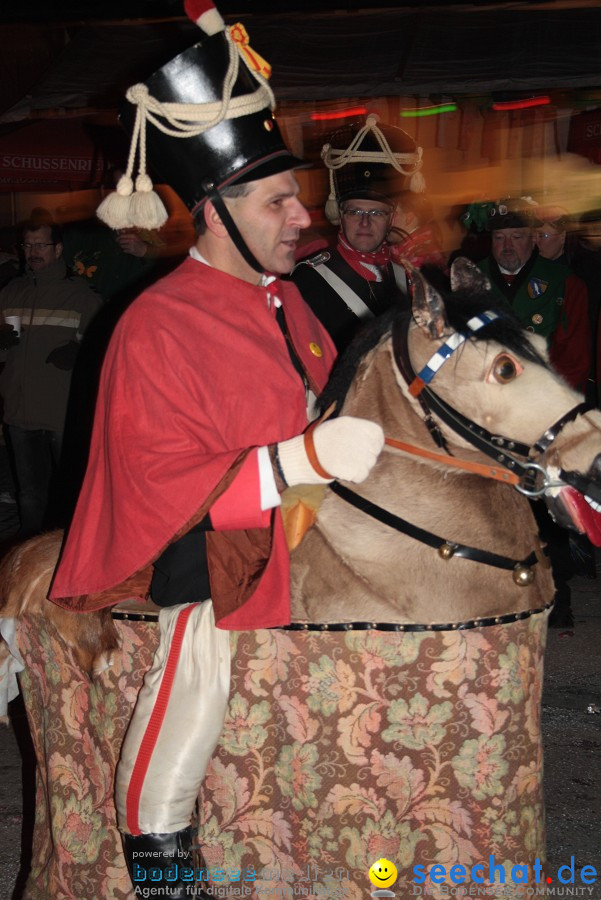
[384,436,521,486]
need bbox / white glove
[276,416,384,486]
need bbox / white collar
[189,245,210,266]
[188,246,280,304]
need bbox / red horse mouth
[556,486,601,547]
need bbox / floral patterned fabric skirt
[14,610,548,900]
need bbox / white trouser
[115,600,231,835]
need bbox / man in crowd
[291,115,425,352]
[478,199,590,392]
[0,220,101,536]
[532,204,570,263]
[478,199,591,630]
[49,2,383,895]
[533,204,600,406]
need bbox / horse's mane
[319,265,549,414]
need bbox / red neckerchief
[336,232,391,283]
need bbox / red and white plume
[184,0,225,35]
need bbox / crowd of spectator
[1,154,599,633]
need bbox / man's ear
[204,199,227,237]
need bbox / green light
[401,104,458,118]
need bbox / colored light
[491,96,551,111]
[400,103,458,118]
[310,106,368,121]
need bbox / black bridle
[331,310,600,583]
[391,311,600,503]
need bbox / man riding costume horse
[47,1,383,893]
[5,252,601,896]
[3,3,601,898]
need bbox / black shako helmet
[128,40,303,216]
[97,0,304,273]
[322,115,425,225]
[485,198,538,231]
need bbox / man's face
[225,170,310,276]
[23,226,62,273]
[490,227,534,273]
[340,199,393,253]
[533,224,565,261]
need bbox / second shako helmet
[322,114,426,224]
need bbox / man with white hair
[478,198,591,631]
[478,199,590,392]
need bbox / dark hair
[22,220,63,245]
[193,182,255,236]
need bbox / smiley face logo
[368,858,398,889]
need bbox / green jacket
[478,251,591,391]
[478,252,570,341]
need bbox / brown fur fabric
[0,532,118,676]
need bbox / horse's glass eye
[489,353,522,383]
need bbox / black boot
[122,825,211,898]
[549,598,574,630]
[548,585,574,631]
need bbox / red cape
[50,258,335,626]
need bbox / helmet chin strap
[202,179,263,275]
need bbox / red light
[492,96,551,111]
[310,107,368,121]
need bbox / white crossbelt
[313,264,375,320]
[392,261,408,294]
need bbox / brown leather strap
[385,436,521,485]
[304,420,334,480]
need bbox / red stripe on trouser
[125,603,196,835]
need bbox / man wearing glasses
[0,220,101,536]
[291,115,425,351]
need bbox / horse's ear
[450,256,492,294]
[402,258,449,339]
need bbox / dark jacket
[0,258,102,432]
[291,249,406,352]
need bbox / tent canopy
[2,4,601,123]
[2,3,601,196]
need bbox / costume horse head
[290,257,601,626]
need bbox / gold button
[532,313,543,325]
[513,564,535,587]
[263,118,274,131]
[438,542,455,560]
[309,342,323,357]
